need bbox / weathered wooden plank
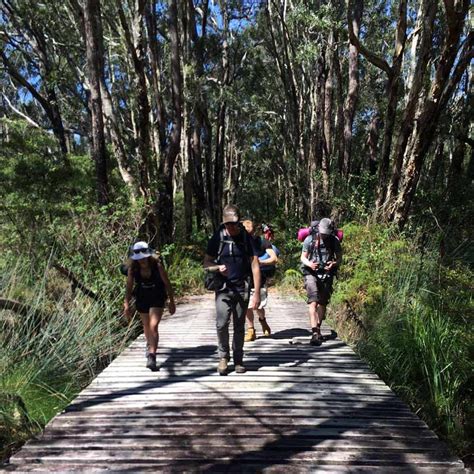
[47,417,428,429]
[5,295,464,472]
[11,448,463,466]
[33,436,442,450]
[6,462,465,473]
[32,425,441,439]
[59,408,416,419]
[64,399,411,410]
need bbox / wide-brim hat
[131,241,154,260]
[222,205,240,224]
[318,218,334,235]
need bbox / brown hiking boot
[217,358,228,376]
[259,318,271,337]
[244,327,256,342]
[234,364,247,374]
[310,332,323,346]
[146,353,158,371]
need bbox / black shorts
[135,289,167,313]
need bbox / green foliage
[0,258,138,460]
[160,243,205,295]
[326,222,473,459]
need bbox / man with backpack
[241,219,278,342]
[300,218,342,345]
[204,205,261,375]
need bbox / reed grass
[0,258,138,461]
[328,223,473,461]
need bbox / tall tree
[82,0,109,205]
[156,0,183,244]
[390,2,472,227]
[342,0,363,178]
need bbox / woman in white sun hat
[124,241,176,371]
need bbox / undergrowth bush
[327,223,473,461]
[0,206,208,463]
[0,259,138,461]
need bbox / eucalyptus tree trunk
[427,142,444,188]
[366,113,381,175]
[447,74,472,193]
[375,3,407,207]
[69,1,138,201]
[145,0,167,159]
[224,118,241,205]
[342,0,363,178]
[391,2,472,227]
[382,0,431,209]
[324,30,335,159]
[181,2,193,238]
[100,82,138,202]
[187,0,212,229]
[333,42,345,174]
[318,55,330,197]
[213,0,230,227]
[83,0,109,206]
[347,0,407,208]
[116,0,152,200]
[156,0,183,244]
[267,0,307,219]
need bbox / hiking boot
[234,364,246,374]
[259,318,271,337]
[217,358,228,376]
[146,353,158,371]
[244,327,256,342]
[310,332,323,346]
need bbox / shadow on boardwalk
[9,319,461,472]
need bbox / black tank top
[133,262,165,292]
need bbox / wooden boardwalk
[5,294,465,472]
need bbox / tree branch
[1,93,42,128]
[52,263,100,301]
[347,0,392,78]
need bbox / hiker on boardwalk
[300,218,342,345]
[124,241,176,371]
[242,219,277,341]
[204,205,261,375]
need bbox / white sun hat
[131,241,153,260]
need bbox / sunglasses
[133,248,149,254]
[224,222,239,227]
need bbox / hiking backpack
[204,225,253,291]
[297,220,343,242]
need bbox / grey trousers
[215,287,250,363]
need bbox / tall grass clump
[0,257,138,461]
[330,223,473,461]
[160,243,206,295]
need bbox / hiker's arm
[326,244,343,271]
[157,263,176,315]
[301,250,318,270]
[124,269,134,318]
[204,254,226,273]
[259,247,277,265]
[250,256,261,310]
